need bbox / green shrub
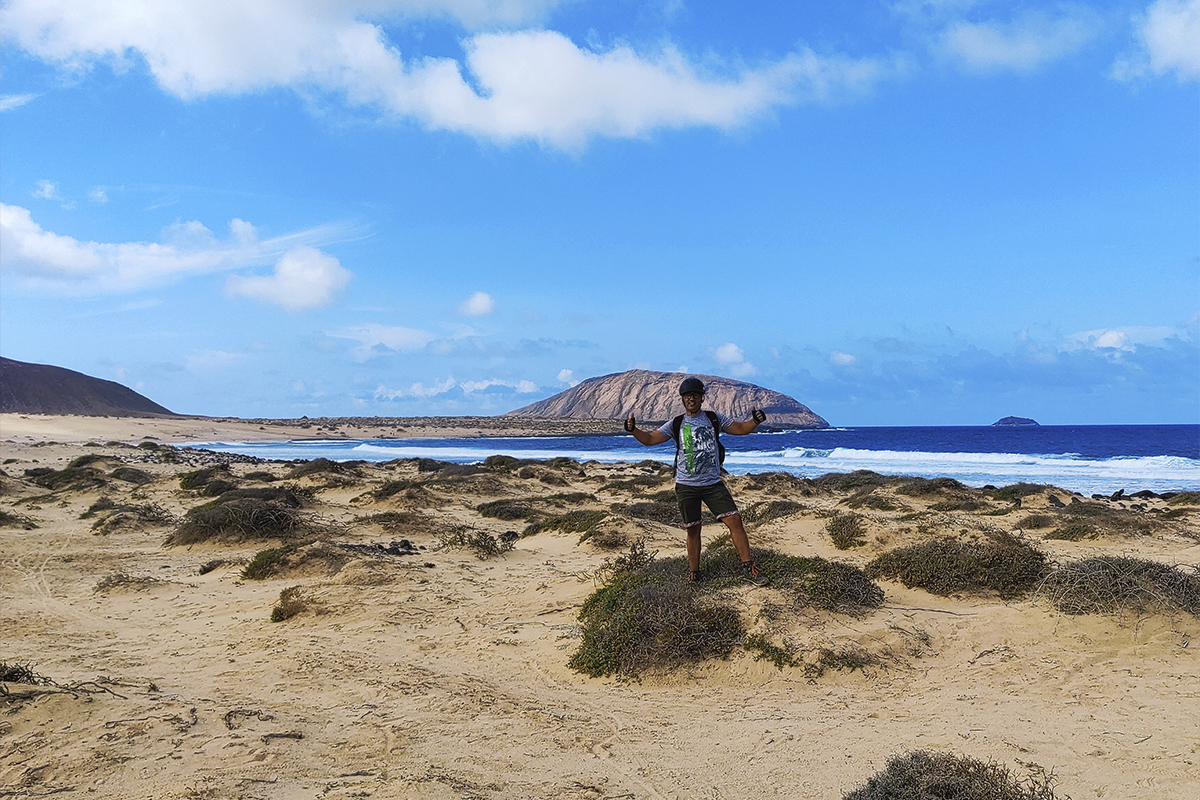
[929,499,987,512]
[741,500,806,524]
[271,586,313,622]
[285,458,345,478]
[110,467,153,485]
[813,471,890,493]
[1017,514,1055,530]
[1043,522,1093,541]
[616,500,683,526]
[1039,556,1200,617]
[760,552,885,612]
[843,750,1063,800]
[242,543,305,579]
[866,533,1049,599]
[569,572,743,677]
[744,635,798,669]
[895,477,969,497]
[805,647,874,680]
[1166,491,1200,506]
[844,490,902,511]
[826,512,867,549]
[523,510,608,537]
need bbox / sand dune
[1,415,1197,799]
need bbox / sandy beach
[2,414,1198,799]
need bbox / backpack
[670,410,725,475]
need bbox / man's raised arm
[625,414,670,446]
[725,408,767,436]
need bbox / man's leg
[720,513,753,563]
[686,524,702,572]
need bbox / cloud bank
[0,0,890,149]
[0,203,352,308]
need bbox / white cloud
[374,374,538,399]
[0,203,356,293]
[712,341,757,377]
[458,290,495,316]
[937,9,1099,73]
[225,246,351,310]
[1067,326,1180,352]
[0,93,37,111]
[0,1,892,149]
[936,9,1099,73]
[32,180,61,201]
[829,350,858,366]
[1116,0,1200,81]
[88,187,109,204]
[557,367,578,386]
[333,323,436,360]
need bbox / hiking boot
[688,569,702,583]
[742,560,768,586]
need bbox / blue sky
[1,0,1197,425]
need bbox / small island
[993,416,1039,427]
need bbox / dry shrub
[843,750,1063,800]
[94,572,167,592]
[602,474,672,493]
[813,471,891,493]
[1039,556,1200,617]
[23,455,111,491]
[285,457,348,478]
[179,464,232,491]
[439,528,516,559]
[616,500,683,526]
[929,499,987,512]
[110,467,153,485]
[826,511,867,549]
[1166,491,1200,506]
[741,471,815,495]
[0,662,52,685]
[866,533,1049,599]
[758,552,885,612]
[985,483,1055,503]
[167,498,305,545]
[476,499,536,521]
[844,490,905,512]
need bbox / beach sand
[1,414,1198,799]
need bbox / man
[624,377,769,586]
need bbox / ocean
[191,424,1199,496]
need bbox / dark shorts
[675,481,739,528]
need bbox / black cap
[679,377,705,395]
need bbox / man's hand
[752,409,767,424]
[624,414,636,433]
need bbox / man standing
[625,377,769,585]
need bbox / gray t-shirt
[658,411,732,487]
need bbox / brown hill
[506,369,828,427]
[0,357,175,416]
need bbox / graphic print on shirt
[681,421,718,478]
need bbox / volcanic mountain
[506,369,828,427]
[0,357,175,416]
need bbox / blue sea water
[192,424,1199,496]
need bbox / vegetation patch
[1166,491,1200,506]
[198,559,229,575]
[241,541,349,579]
[476,499,537,521]
[757,551,885,612]
[985,483,1055,503]
[843,750,1063,800]
[1017,514,1055,530]
[243,470,279,482]
[741,472,815,495]
[285,458,353,479]
[813,471,891,493]
[866,533,1049,599]
[826,511,867,549]
[179,464,232,491]
[271,585,319,622]
[355,510,434,532]
[569,570,744,678]
[615,500,683,526]
[523,509,608,537]
[844,490,904,512]
[109,467,154,485]
[439,528,517,559]
[895,477,969,497]
[0,509,38,529]
[167,498,306,545]
[741,500,806,524]
[0,661,53,685]
[929,499,987,512]
[23,456,112,491]
[602,475,672,493]
[805,647,874,680]
[1043,521,1094,542]
[94,572,167,592]
[1039,556,1200,617]
[743,635,798,669]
